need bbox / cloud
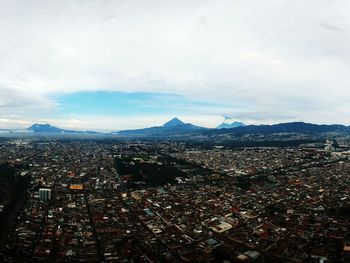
[1,0,350,128]
[0,85,57,116]
[320,23,343,33]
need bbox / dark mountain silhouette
[28,123,64,133]
[217,121,245,129]
[27,123,99,134]
[205,122,349,135]
[116,117,204,135]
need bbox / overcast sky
[1,0,350,130]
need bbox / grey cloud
[1,0,350,127]
[0,85,57,117]
[320,23,343,33]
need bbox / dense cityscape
[0,138,349,262]
[2,0,350,262]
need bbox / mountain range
[27,123,98,134]
[116,119,350,137]
[216,121,245,129]
[204,122,349,135]
[1,118,349,138]
[115,117,204,136]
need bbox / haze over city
[1,0,350,130]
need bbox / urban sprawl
[0,139,350,262]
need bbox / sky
[1,0,350,130]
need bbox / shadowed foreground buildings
[0,139,350,262]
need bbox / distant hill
[116,117,204,136]
[117,120,350,137]
[205,122,350,135]
[28,123,65,133]
[27,123,99,134]
[217,121,245,129]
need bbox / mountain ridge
[28,123,65,133]
[117,120,350,137]
[6,120,350,137]
[27,123,99,134]
[205,121,349,135]
[116,117,204,136]
[217,121,245,129]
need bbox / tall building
[39,188,51,201]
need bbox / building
[39,188,51,201]
[69,184,83,190]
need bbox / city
[0,138,349,262]
[2,1,350,262]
